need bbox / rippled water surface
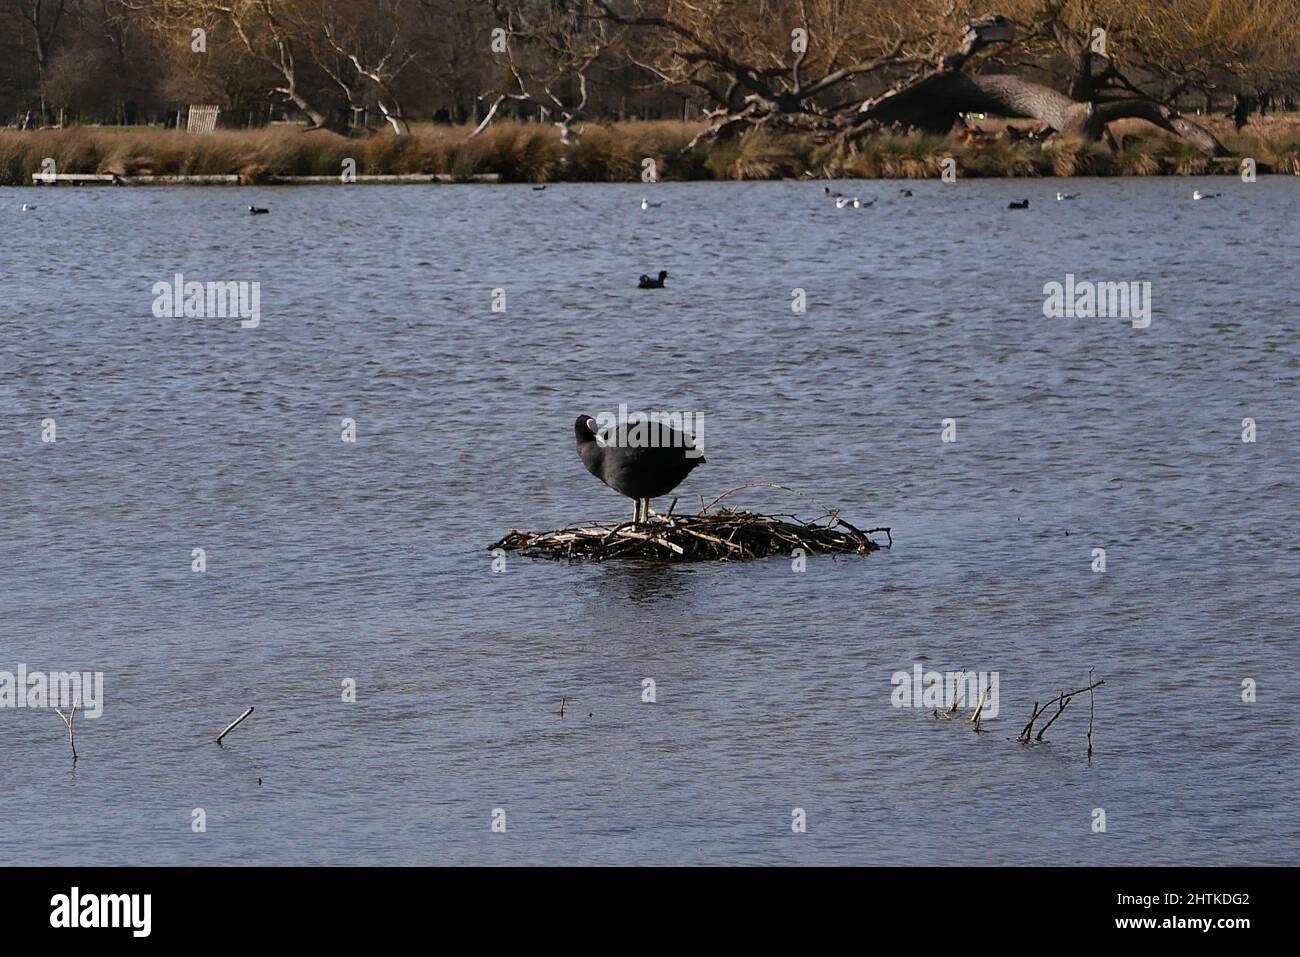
[1,178,1297,865]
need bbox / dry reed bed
[4,118,1298,186]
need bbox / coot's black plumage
[1007,199,1029,209]
[574,415,705,523]
[638,270,668,288]
[248,205,270,215]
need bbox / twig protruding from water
[1018,679,1105,743]
[216,707,254,745]
[54,701,78,765]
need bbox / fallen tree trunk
[853,70,1228,157]
[604,7,1230,159]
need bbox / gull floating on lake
[1192,189,1220,200]
[21,203,36,211]
[640,197,663,210]
[1056,191,1078,200]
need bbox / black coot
[575,415,705,523]
[1007,199,1029,209]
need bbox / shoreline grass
[3,118,1298,186]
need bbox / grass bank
[3,117,1299,185]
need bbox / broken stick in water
[1018,678,1105,743]
[970,684,991,732]
[1087,668,1096,757]
[932,668,967,719]
[54,700,78,765]
[216,706,254,745]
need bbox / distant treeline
[0,1,681,130]
[2,1,1297,136]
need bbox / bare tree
[154,0,330,127]
[308,0,416,133]
[2,0,77,123]
[473,0,618,143]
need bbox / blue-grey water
[1,178,1297,866]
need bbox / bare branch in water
[1018,680,1105,743]
[216,707,255,746]
[54,701,78,766]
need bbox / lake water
[1,178,1297,866]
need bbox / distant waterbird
[248,205,269,215]
[640,197,663,210]
[638,270,668,289]
[532,184,547,191]
[1193,189,1220,200]
[1008,199,1030,209]
[21,203,36,211]
[899,189,913,197]
[574,415,705,524]
[825,187,844,198]
[1056,191,1079,201]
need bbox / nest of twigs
[488,484,891,563]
